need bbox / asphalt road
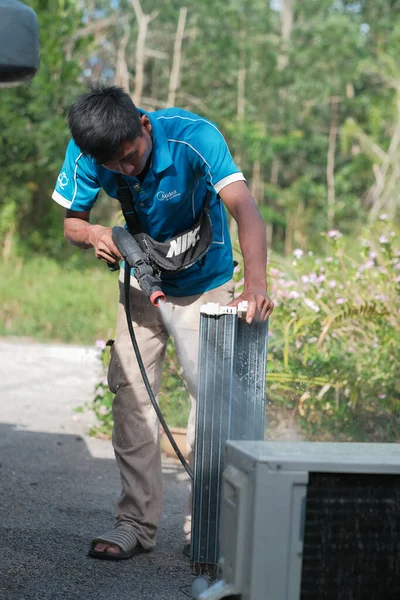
[0,339,193,600]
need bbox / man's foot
[93,542,122,555]
[88,522,146,561]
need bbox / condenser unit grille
[300,472,400,600]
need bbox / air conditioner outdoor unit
[200,441,400,600]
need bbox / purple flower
[96,340,106,350]
[308,272,318,283]
[359,259,374,272]
[379,394,386,399]
[379,235,389,244]
[379,213,389,221]
[336,298,347,304]
[293,248,303,260]
[327,230,342,240]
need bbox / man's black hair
[68,85,143,164]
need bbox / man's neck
[137,153,152,183]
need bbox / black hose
[123,265,194,480]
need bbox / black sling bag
[115,175,213,274]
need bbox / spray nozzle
[150,290,166,306]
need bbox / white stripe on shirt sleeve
[214,172,246,194]
[52,190,72,209]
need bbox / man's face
[102,116,153,177]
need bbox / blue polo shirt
[52,108,245,296]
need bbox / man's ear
[141,115,152,133]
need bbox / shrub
[85,339,190,438]
[86,341,115,438]
[259,221,400,441]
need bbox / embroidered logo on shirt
[166,226,201,258]
[58,172,69,189]
[156,190,180,202]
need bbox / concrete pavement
[0,339,193,600]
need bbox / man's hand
[64,210,121,267]
[218,181,274,325]
[228,288,274,325]
[88,225,122,264]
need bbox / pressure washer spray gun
[111,226,166,306]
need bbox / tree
[0,0,93,257]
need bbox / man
[52,85,273,560]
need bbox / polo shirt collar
[138,109,173,174]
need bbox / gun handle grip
[107,262,120,272]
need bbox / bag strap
[203,189,212,209]
[115,174,141,235]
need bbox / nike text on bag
[166,225,200,258]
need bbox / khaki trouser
[108,274,235,550]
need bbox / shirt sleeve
[186,120,245,194]
[52,139,101,211]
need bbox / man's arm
[64,209,121,263]
[219,180,274,324]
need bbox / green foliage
[0,0,91,257]
[158,340,191,428]
[0,256,118,343]
[85,338,190,438]
[87,344,115,438]
[257,222,400,441]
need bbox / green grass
[0,256,118,344]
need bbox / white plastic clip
[200,303,237,316]
[237,300,249,319]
